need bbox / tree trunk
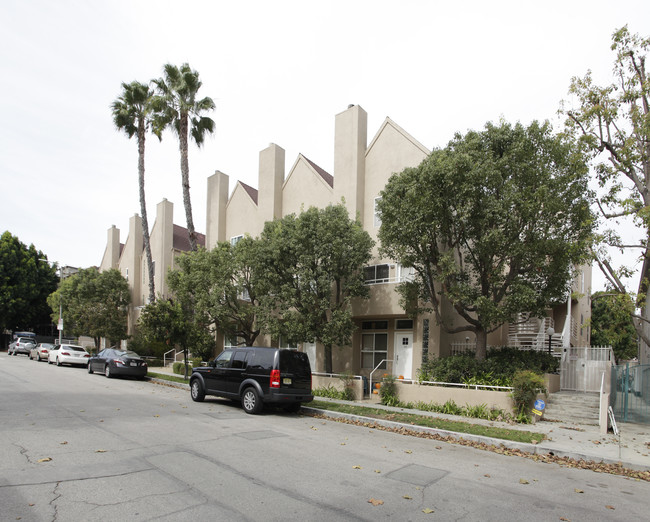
[179,113,197,252]
[475,328,488,361]
[324,343,333,374]
[138,122,155,303]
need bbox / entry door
[394,333,413,379]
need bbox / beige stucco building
[100,104,591,379]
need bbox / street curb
[302,407,650,473]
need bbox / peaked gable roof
[173,224,205,251]
[366,117,430,157]
[304,156,333,188]
[239,181,259,205]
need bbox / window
[125,268,129,281]
[231,235,243,246]
[364,264,390,284]
[397,264,415,282]
[214,350,233,368]
[231,350,248,369]
[225,335,241,349]
[362,333,388,369]
[396,319,413,330]
[374,197,382,227]
[362,320,388,330]
[279,337,298,350]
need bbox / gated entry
[560,346,614,392]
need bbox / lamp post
[546,327,555,355]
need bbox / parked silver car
[8,337,36,356]
[30,343,55,361]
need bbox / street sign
[534,399,546,411]
[57,319,63,331]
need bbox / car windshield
[41,344,54,348]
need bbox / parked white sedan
[48,344,91,367]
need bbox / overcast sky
[1,0,649,291]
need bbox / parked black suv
[189,347,313,414]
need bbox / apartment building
[100,104,591,379]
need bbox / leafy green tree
[591,291,638,361]
[0,231,58,334]
[112,80,160,304]
[152,63,215,252]
[563,26,650,347]
[377,121,594,360]
[47,268,130,349]
[258,204,374,373]
[137,297,212,378]
[168,237,266,348]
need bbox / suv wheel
[241,387,263,414]
[190,380,205,402]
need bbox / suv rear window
[280,350,311,376]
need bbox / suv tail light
[270,369,281,388]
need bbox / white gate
[560,346,614,392]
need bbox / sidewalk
[147,367,650,473]
[306,397,650,473]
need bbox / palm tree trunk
[138,122,155,303]
[179,113,197,252]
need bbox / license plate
[283,378,292,385]
[130,362,137,367]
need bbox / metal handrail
[163,348,175,367]
[369,359,393,396]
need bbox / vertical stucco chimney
[105,225,120,269]
[206,170,230,248]
[155,198,174,298]
[258,143,285,226]
[334,104,367,222]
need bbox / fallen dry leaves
[368,498,384,506]
[305,411,650,482]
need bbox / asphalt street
[1,354,647,521]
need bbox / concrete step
[543,391,600,425]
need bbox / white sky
[1,0,649,291]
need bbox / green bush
[417,347,558,387]
[379,375,399,406]
[172,361,191,375]
[313,385,352,400]
[511,370,547,420]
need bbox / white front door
[394,333,413,379]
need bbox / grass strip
[310,400,545,444]
[148,371,189,384]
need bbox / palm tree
[111,81,159,304]
[152,63,215,251]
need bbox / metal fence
[560,346,615,392]
[610,363,650,424]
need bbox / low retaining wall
[312,375,364,400]
[395,381,514,411]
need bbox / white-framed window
[125,268,129,281]
[374,197,382,227]
[397,264,415,282]
[364,264,390,284]
[396,319,414,330]
[225,335,241,349]
[230,235,243,246]
[361,320,388,369]
[279,337,298,350]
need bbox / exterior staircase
[543,391,601,426]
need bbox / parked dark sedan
[88,348,147,379]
